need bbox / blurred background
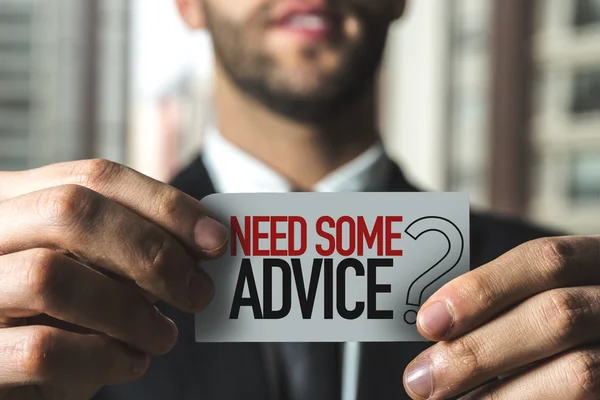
[0,0,598,234]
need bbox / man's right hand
[0,159,228,400]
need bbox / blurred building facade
[389,0,599,234]
[425,0,600,234]
[532,0,600,233]
[0,0,130,171]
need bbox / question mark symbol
[403,216,465,325]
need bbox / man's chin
[245,87,362,125]
[277,83,329,99]
[270,70,342,98]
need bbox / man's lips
[271,3,336,39]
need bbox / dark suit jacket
[95,155,558,400]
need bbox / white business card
[195,193,469,342]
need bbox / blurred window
[0,154,28,171]
[0,1,33,171]
[0,0,130,171]
[571,67,600,114]
[0,41,30,53]
[569,152,600,203]
[0,11,30,25]
[446,0,492,207]
[454,26,488,53]
[0,70,29,82]
[532,0,600,233]
[574,0,600,28]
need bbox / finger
[0,159,228,258]
[0,325,149,388]
[0,249,178,355]
[0,185,215,313]
[416,236,600,341]
[404,286,600,400]
[459,345,600,400]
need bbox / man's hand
[0,159,228,399]
[403,235,600,399]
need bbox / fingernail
[188,271,215,310]
[418,301,454,338]
[131,351,150,376]
[156,308,178,350]
[405,358,433,399]
[195,217,228,252]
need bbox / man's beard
[203,1,392,125]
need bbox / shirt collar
[202,126,393,194]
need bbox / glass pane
[0,128,27,138]
[0,98,29,112]
[0,70,29,82]
[569,152,600,203]
[446,0,492,206]
[0,10,31,26]
[571,67,600,114]
[574,0,600,28]
[0,154,28,171]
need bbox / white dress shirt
[202,126,394,400]
[202,126,392,194]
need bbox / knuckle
[140,235,176,280]
[95,335,118,369]
[22,249,67,312]
[18,326,58,380]
[95,334,140,380]
[21,249,63,304]
[25,248,60,269]
[71,158,123,188]
[454,273,497,311]
[532,237,574,276]
[541,290,590,342]
[122,303,171,355]
[566,350,600,398]
[37,184,103,228]
[153,188,182,221]
[445,336,486,377]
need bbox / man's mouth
[272,3,336,40]
[282,13,328,31]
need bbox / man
[0,0,598,399]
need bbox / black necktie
[274,187,342,400]
[273,342,342,400]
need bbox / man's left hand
[403,235,600,399]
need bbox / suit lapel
[356,159,490,399]
[164,156,278,400]
[170,155,216,201]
